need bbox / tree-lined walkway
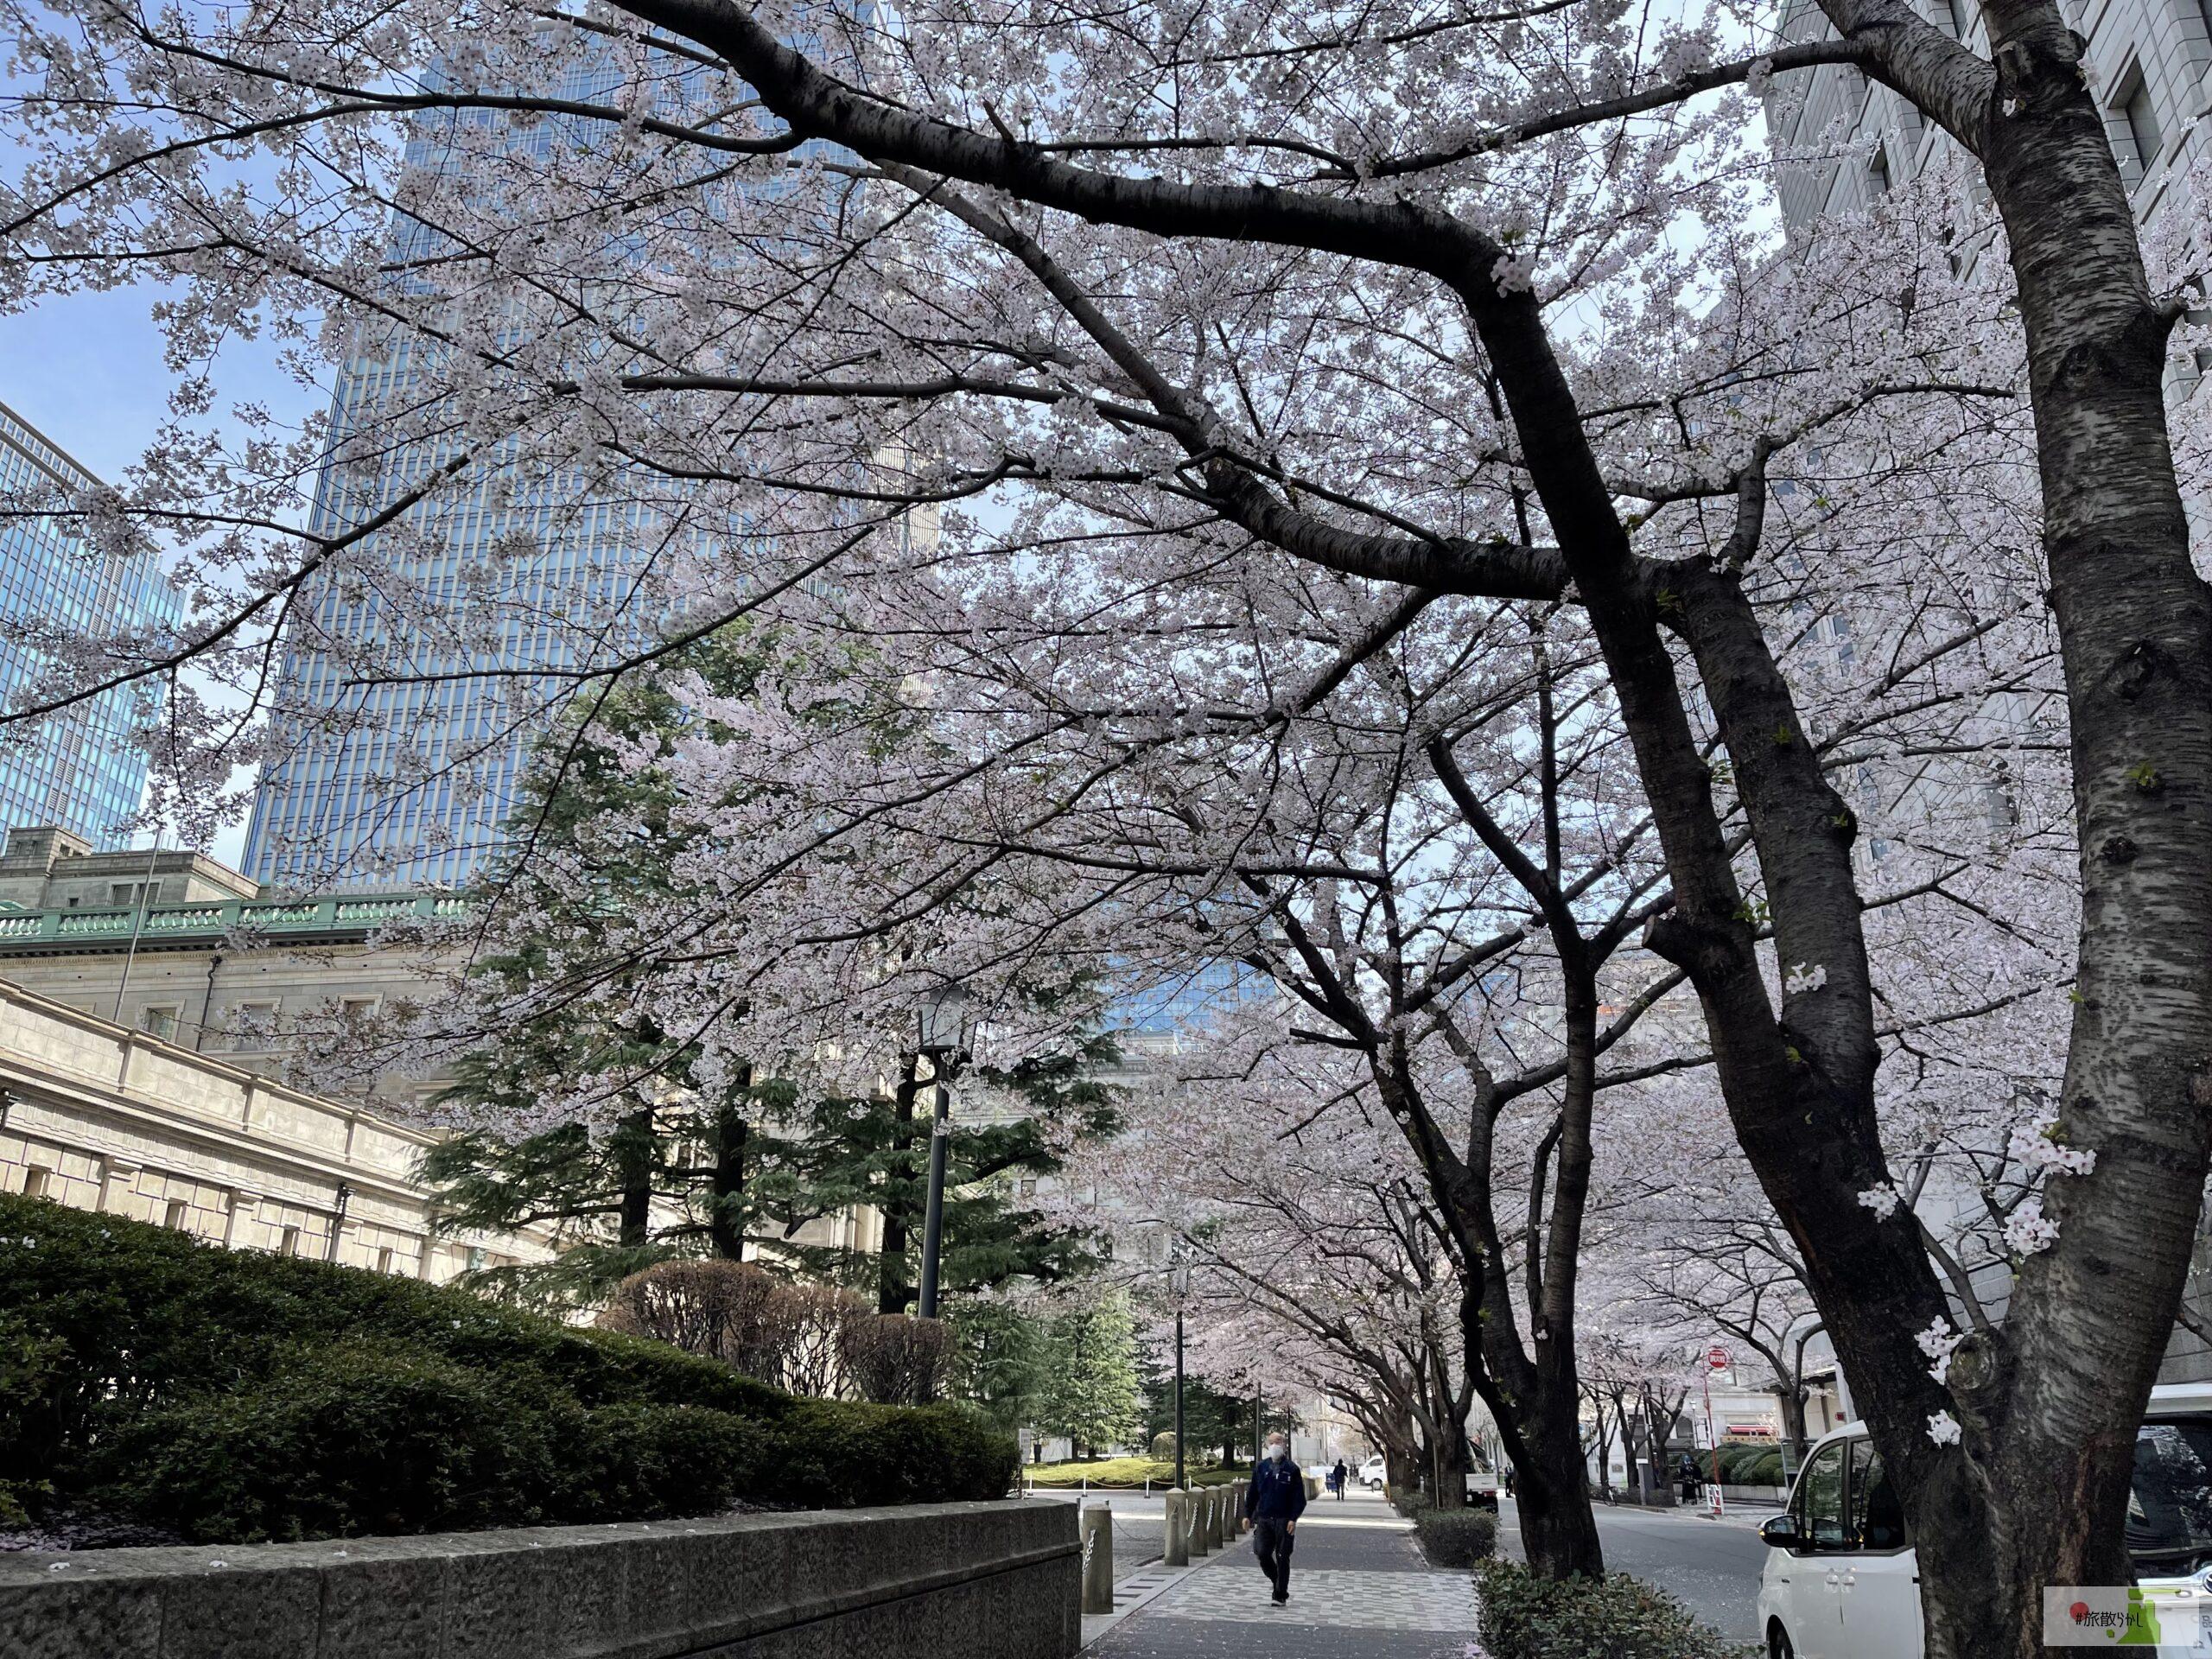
[1090,1493,1480,1658]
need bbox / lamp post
[914,984,976,1319]
[1171,1241,1190,1490]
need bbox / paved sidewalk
[1087,1491,1480,1658]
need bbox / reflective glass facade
[0,401,178,849]
[241,57,696,893]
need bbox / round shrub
[1473,1560,1753,1659]
[93,1342,563,1542]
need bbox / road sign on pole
[1701,1361,1726,1517]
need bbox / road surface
[1496,1494,1772,1641]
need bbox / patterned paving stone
[1147,1566,1479,1631]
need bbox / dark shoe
[1272,1591,1288,1605]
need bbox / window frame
[1790,1436,1855,1552]
[2111,62,2162,182]
[1848,1438,1912,1554]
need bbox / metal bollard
[1163,1489,1189,1566]
[1185,1486,1212,1557]
[1080,1505,1114,1615]
[1210,1484,1227,1547]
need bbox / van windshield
[2128,1420,2212,1568]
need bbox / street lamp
[914,983,976,1319]
[1170,1240,1191,1489]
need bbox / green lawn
[1023,1457,1243,1489]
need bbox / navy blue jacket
[1244,1456,1308,1522]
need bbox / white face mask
[1267,1443,1287,1460]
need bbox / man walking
[1331,1457,1349,1501]
[1243,1430,1306,1605]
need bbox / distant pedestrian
[1243,1430,1306,1605]
[1332,1459,1348,1501]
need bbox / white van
[1756,1383,2212,1657]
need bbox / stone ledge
[0,1500,1079,1659]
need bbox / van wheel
[1768,1622,1795,1659]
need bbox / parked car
[1350,1452,1500,1507]
[1465,1463,1502,1510]
[1756,1382,2212,1658]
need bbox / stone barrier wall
[0,1500,1077,1659]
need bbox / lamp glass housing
[916,983,974,1061]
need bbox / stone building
[0,823,888,1268]
[0,823,466,1110]
[0,973,550,1280]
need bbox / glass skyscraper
[0,400,179,850]
[240,54,709,893]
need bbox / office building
[240,50,709,893]
[1764,0,2212,235]
[0,401,179,849]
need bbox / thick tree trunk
[1429,1426,1471,1512]
[1512,1386,1605,1570]
[1383,1442,1417,1497]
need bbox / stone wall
[0,976,553,1282]
[0,1501,1078,1659]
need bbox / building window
[110,880,162,906]
[2114,67,2161,177]
[376,1246,396,1274]
[279,1225,302,1257]
[163,1198,188,1230]
[1868,146,1891,196]
[229,1001,279,1051]
[138,1004,181,1042]
[338,995,380,1025]
[22,1166,53,1199]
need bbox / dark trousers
[1252,1518,1295,1598]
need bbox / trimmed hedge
[0,1192,1015,1542]
[1474,1561,1755,1659]
[1411,1505,1497,1567]
[1024,1457,1238,1489]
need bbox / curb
[1078,1522,1243,1649]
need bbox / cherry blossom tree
[4,0,2208,1644]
